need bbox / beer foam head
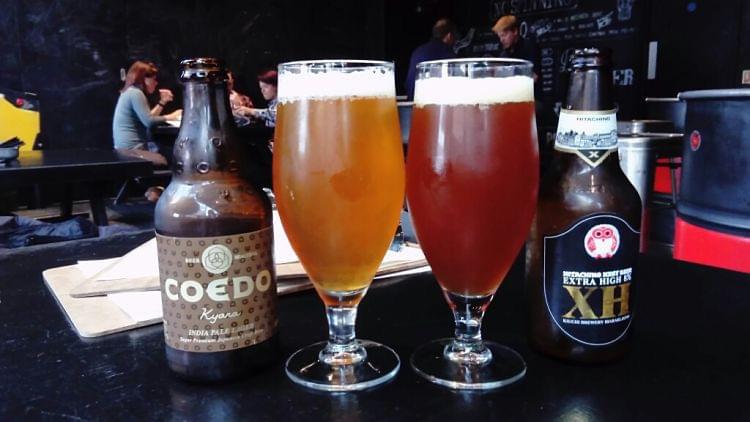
[414,75,533,106]
[278,62,395,103]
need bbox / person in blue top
[405,18,458,100]
[112,61,181,164]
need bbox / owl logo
[584,224,620,259]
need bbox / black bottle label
[555,109,618,167]
[543,214,639,346]
[156,227,278,352]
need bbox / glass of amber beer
[274,60,405,391]
[407,58,538,389]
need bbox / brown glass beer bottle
[154,58,278,382]
[526,48,641,363]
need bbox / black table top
[2,237,750,420]
[0,148,153,185]
[151,123,180,136]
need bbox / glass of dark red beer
[406,58,539,389]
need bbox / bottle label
[543,214,638,346]
[555,109,618,167]
[156,227,277,353]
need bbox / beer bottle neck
[173,82,243,178]
[565,68,615,111]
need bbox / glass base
[410,338,526,390]
[285,340,400,392]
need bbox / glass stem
[327,305,358,347]
[320,304,366,366]
[444,291,494,365]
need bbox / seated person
[235,69,278,128]
[228,70,253,109]
[234,70,277,189]
[227,70,254,127]
[112,60,181,166]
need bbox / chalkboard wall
[0,0,385,150]
[387,0,750,157]
[384,0,650,161]
[441,0,646,151]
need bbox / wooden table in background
[0,148,153,225]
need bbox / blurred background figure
[404,18,458,100]
[227,70,253,110]
[227,70,254,127]
[112,60,181,166]
[236,69,278,128]
[232,68,277,190]
[492,15,539,80]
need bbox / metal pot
[618,132,683,205]
[644,97,686,133]
[677,89,750,233]
[618,119,675,135]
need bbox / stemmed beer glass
[274,60,405,391]
[406,58,539,389]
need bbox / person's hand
[239,94,253,108]
[166,109,182,120]
[159,89,174,104]
[236,106,256,117]
[229,94,242,110]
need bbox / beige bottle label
[555,109,618,167]
[156,227,277,353]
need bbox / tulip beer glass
[406,58,539,389]
[274,60,405,391]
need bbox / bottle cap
[570,48,612,70]
[180,58,227,82]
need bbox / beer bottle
[154,58,279,382]
[526,48,641,363]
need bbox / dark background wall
[646,0,742,96]
[1,0,750,151]
[0,0,385,150]
[387,0,750,115]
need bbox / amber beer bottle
[154,58,278,382]
[526,48,641,362]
